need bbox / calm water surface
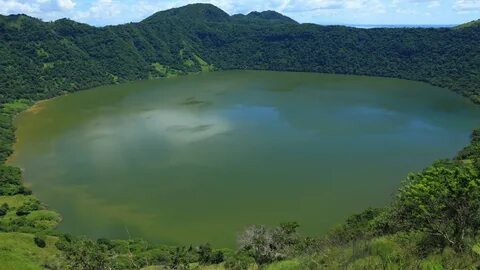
[10,71,480,247]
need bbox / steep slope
[1,5,480,270]
[0,4,479,104]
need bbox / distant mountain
[142,3,230,24]
[0,4,479,105]
[143,4,298,25]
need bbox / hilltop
[1,3,480,270]
[142,3,231,23]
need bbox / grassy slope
[0,193,62,269]
[0,232,60,270]
[0,195,61,233]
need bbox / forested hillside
[0,3,479,104]
[1,3,480,270]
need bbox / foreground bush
[393,162,480,250]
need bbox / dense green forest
[1,3,480,269]
[0,4,479,104]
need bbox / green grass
[151,62,167,74]
[141,263,229,270]
[0,232,60,270]
[194,54,214,72]
[150,62,182,78]
[265,259,302,270]
[184,59,195,67]
[0,194,37,208]
[192,264,227,270]
[42,63,54,70]
[0,195,61,232]
[2,100,30,113]
[24,210,62,230]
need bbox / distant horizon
[0,12,473,30]
[0,11,464,28]
[346,23,457,28]
[0,0,479,27]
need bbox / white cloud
[392,0,440,8]
[454,0,480,12]
[141,109,232,144]
[0,0,76,18]
[427,1,440,8]
[0,0,477,26]
[108,0,386,16]
[346,0,386,13]
[57,0,76,10]
[74,0,121,21]
[0,0,37,14]
[396,8,417,14]
[217,0,386,14]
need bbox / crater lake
[9,71,480,247]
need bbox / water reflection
[10,71,480,247]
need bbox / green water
[10,71,480,247]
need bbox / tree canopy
[0,4,479,105]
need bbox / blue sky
[0,0,479,26]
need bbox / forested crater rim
[0,3,477,28]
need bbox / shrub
[238,222,299,265]
[15,207,31,216]
[224,252,255,270]
[196,243,224,265]
[0,203,8,216]
[328,208,384,245]
[56,236,112,270]
[211,250,225,264]
[393,162,480,250]
[34,235,46,248]
[15,200,41,216]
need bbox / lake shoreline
[5,96,63,165]
[9,70,480,247]
[1,69,480,248]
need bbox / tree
[197,244,213,264]
[393,162,480,250]
[55,236,113,270]
[196,243,224,265]
[238,222,299,264]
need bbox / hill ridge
[0,3,479,106]
[457,19,480,28]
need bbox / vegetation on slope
[457,19,480,29]
[1,3,480,269]
[0,232,60,270]
[0,4,479,104]
[1,126,480,269]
